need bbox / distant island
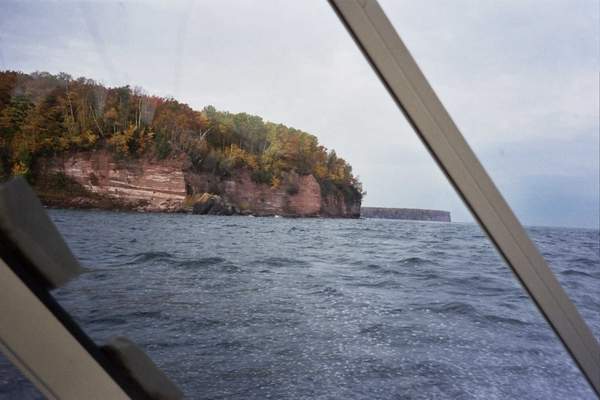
[0,71,363,217]
[361,207,451,222]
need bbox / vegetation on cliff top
[0,70,363,202]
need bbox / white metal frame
[328,0,600,394]
[0,258,129,400]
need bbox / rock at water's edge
[34,150,360,218]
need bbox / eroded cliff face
[35,151,360,217]
[184,170,323,217]
[36,151,187,212]
[321,192,361,218]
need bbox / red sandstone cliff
[34,151,360,218]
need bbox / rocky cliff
[34,151,360,218]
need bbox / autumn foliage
[0,71,363,202]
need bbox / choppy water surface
[1,210,599,399]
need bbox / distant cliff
[34,151,360,217]
[361,207,450,222]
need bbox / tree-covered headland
[0,71,363,203]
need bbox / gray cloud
[1,0,598,228]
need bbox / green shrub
[154,132,172,159]
[251,169,272,185]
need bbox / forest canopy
[0,71,363,200]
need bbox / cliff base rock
[33,151,361,218]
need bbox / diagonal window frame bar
[328,0,600,395]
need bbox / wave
[567,257,598,267]
[363,263,402,276]
[359,323,385,338]
[445,275,509,294]
[253,257,311,268]
[125,251,176,265]
[220,264,243,273]
[177,257,227,268]
[193,317,223,328]
[425,301,478,316]
[413,272,444,281]
[482,314,531,326]
[349,279,404,289]
[214,340,247,350]
[86,315,128,325]
[410,301,531,329]
[560,269,593,278]
[396,256,435,267]
[309,286,344,297]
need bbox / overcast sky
[1,0,598,228]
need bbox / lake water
[1,210,599,399]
